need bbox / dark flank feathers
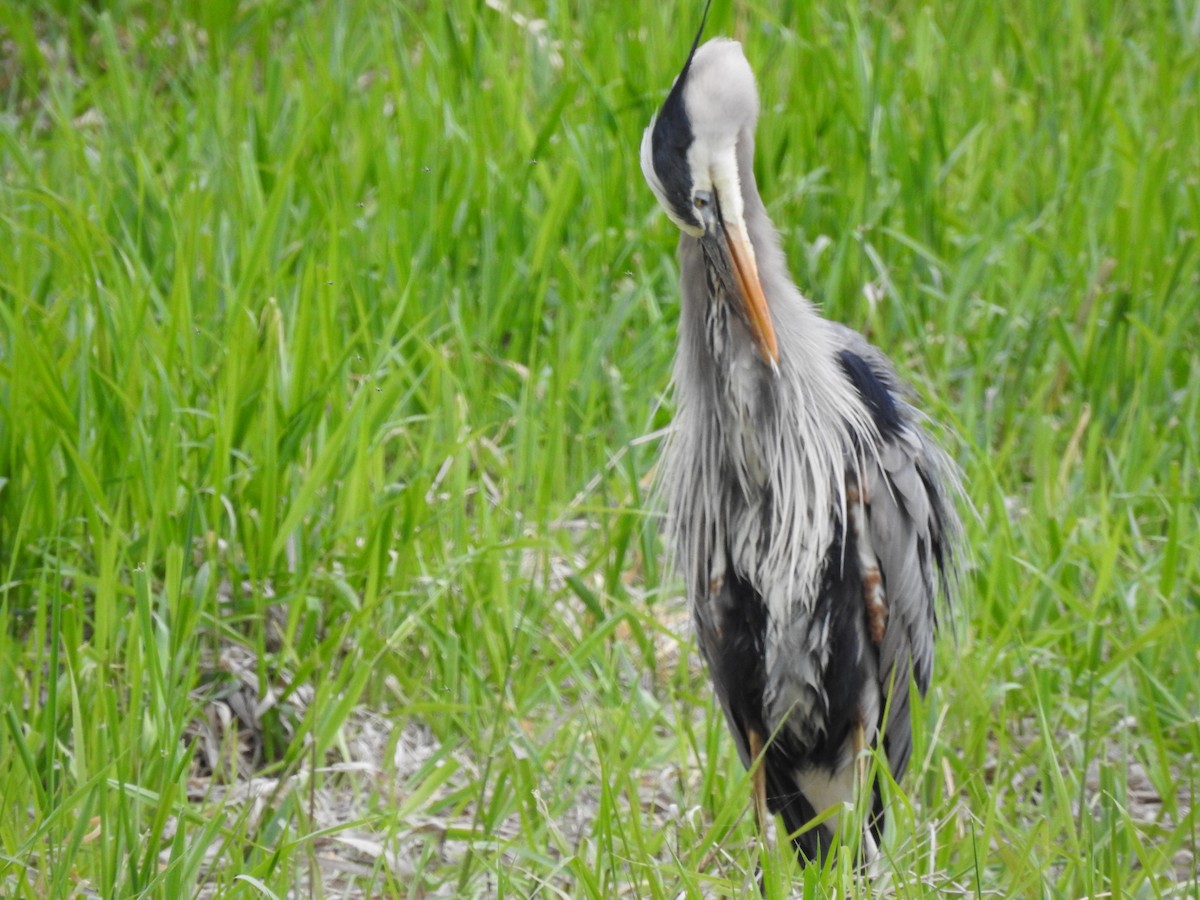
[698,535,886,864]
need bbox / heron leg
[852,722,868,794]
[852,722,882,874]
[748,729,769,829]
[747,729,772,896]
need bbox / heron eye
[694,196,707,208]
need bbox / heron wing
[858,430,938,778]
[837,345,959,780]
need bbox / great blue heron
[640,16,962,869]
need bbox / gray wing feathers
[861,427,951,779]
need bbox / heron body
[641,35,961,865]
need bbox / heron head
[641,36,778,365]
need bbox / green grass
[1,0,1198,896]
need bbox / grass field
[1,0,1198,896]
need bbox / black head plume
[660,0,713,128]
[681,0,714,79]
[649,0,714,231]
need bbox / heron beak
[721,216,779,366]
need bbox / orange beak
[722,218,779,366]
